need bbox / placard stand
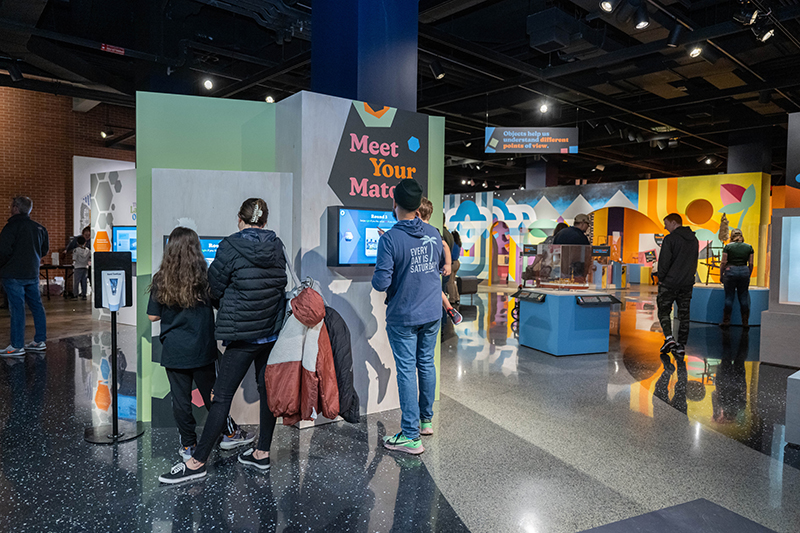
[85,252,144,444]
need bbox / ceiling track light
[752,20,775,42]
[656,140,667,150]
[633,2,650,29]
[666,24,683,48]
[733,2,760,26]
[688,44,703,58]
[668,139,679,148]
[430,59,446,80]
[100,129,114,139]
[696,155,708,163]
[539,102,549,113]
[587,119,599,129]
[265,95,275,103]
[6,62,23,82]
[604,123,616,135]
[599,0,622,14]
[203,78,213,90]
[635,133,645,143]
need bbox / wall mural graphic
[445,173,766,284]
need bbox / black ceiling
[1,0,798,192]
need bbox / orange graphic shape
[94,231,111,252]
[686,199,714,225]
[363,103,390,118]
[95,382,111,411]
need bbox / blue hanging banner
[485,127,579,154]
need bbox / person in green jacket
[719,228,754,328]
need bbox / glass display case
[520,244,592,290]
[780,215,800,305]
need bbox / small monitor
[163,235,226,267]
[591,245,611,257]
[327,207,397,266]
[112,226,137,262]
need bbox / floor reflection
[448,288,797,468]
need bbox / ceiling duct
[526,7,622,58]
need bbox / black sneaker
[671,343,686,359]
[660,336,677,354]
[158,461,207,484]
[238,448,270,470]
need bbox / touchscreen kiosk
[163,235,225,267]
[112,226,137,262]
[327,207,397,266]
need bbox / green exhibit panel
[517,289,616,356]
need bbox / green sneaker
[420,419,433,436]
[382,432,424,455]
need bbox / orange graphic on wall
[94,231,111,252]
[363,103,390,118]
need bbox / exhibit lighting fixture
[689,44,702,58]
[635,133,645,143]
[634,2,650,29]
[100,129,113,139]
[520,186,525,190]
[539,103,549,113]
[696,155,708,163]
[705,158,713,165]
[203,78,213,90]
[7,62,23,82]
[587,119,599,129]
[666,24,682,48]
[599,0,621,13]
[265,95,275,103]
[668,139,679,148]
[476,164,481,170]
[752,20,775,42]
[733,2,759,25]
[656,140,667,150]
[430,60,446,80]
[604,123,615,135]
[483,181,488,188]
[461,179,467,185]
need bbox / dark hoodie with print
[657,226,699,290]
[208,228,287,341]
[372,217,446,326]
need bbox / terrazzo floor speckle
[2,288,800,532]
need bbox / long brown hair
[149,227,210,308]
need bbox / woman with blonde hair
[719,228,754,328]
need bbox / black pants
[657,284,693,346]
[194,341,276,463]
[166,362,236,448]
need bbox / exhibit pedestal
[786,371,800,446]
[517,289,615,356]
[690,284,768,326]
[760,310,800,367]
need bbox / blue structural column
[312,0,418,112]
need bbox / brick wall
[0,86,135,262]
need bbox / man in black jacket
[553,213,591,245]
[657,213,698,358]
[0,196,49,356]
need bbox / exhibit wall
[90,168,137,325]
[136,91,444,424]
[73,156,136,237]
[137,93,277,422]
[445,172,770,286]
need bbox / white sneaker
[25,341,46,351]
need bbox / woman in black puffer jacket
[159,198,287,484]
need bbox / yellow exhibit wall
[637,172,769,285]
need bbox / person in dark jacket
[656,213,699,359]
[553,214,591,245]
[159,198,287,484]
[324,306,361,423]
[0,196,49,356]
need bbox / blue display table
[517,289,616,356]
[689,284,768,326]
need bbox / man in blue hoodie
[372,178,445,454]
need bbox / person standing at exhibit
[448,230,462,305]
[372,179,446,455]
[719,228,754,329]
[553,214,591,245]
[159,198,287,484]
[148,227,255,464]
[71,236,91,300]
[0,196,49,356]
[656,213,699,358]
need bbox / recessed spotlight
[539,103,549,113]
[265,95,275,103]
[689,45,702,58]
[203,79,213,90]
[705,157,714,165]
[461,179,467,185]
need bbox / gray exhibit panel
[151,169,293,425]
[760,208,800,367]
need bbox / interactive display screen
[328,207,397,266]
[591,246,610,257]
[644,250,658,263]
[112,226,137,262]
[522,244,538,255]
[163,235,225,267]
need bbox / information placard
[485,127,579,154]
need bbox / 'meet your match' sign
[328,102,429,209]
[485,127,579,154]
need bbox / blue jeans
[722,265,751,315]
[2,278,46,348]
[386,320,440,439]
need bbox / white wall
[151,169,293,424]
[73,156,135,237]
[276,92,400,417]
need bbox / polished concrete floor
[1,287,800,532]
